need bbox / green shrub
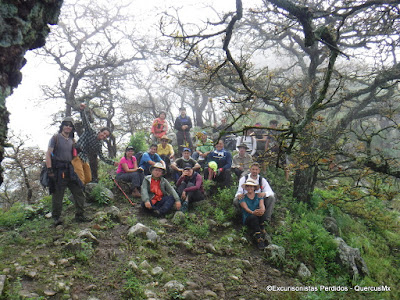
[129,130,149,154]
[0,203,29,228]
[90,183,112,205]
[122,270,146,298]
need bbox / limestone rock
[182,290,196,299]
[77,229,98,245]
[204,289,218,298]
[106,206,121,222]
[324,217,340,236]
[297,263,311,280]
[128,223,150,236]
[172,211,186,224]
[0,275,6,297]
[139,260,151,270]
[146,230,159,243]
[151,266,163,276]
[264,244,285,264]
[163,280,185,292]
[335,237,369,280]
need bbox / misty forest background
[1,0,400,298]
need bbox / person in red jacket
[176,164,205,212]
[151,111,168,143]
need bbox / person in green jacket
[141,162,181,217]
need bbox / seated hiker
[176,164,205,212]
[151,111,168,143]
[234,162,275,223]
[232,143,253,178]
[157,134,174,177]
[192,131,214,169]
[236,129,257,156]
[141,163,181,217]
[139,144,166,176]
[116,146,144,198]
[204,139,232,187]
[171,147,201,182]
[238,178,268,250]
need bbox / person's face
[201,135,207,142]
[238,147,246,155]
[151,168,163,178]
[126,149,134,157]
[183,169,193,176]
[182,151,190,159]
[180,109,186,117]
[62,122,73,134]
[270,122,277,129]
[97,130,110,140]
[149,146,157,154]
[159,113,166,120]
[245,185,256,192]
[250,166,260,176]
[161,139,167,145]
[215,140,224,151]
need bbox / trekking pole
[110,176,136,206]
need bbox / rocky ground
[0,187,309,300]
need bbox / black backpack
[40,135,59,188]
[244,174,263,189]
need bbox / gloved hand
[47,168,54,178]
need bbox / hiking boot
[74,215,92,223]
[132,188,141,198]
[180,201,189,213]
[152,209,163,218]
[53,218,63,226]
[254,232,266,250]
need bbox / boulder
[297,263,311,280]
[324,217,340,236]
[77,229,98,245]
[106,206,121,222]
[264,244,285,265]
[0,275,6,297]
[163,280,185,292]
[335,237,369,280]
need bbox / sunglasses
[63,123,73,127]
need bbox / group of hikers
[46,105,283,249]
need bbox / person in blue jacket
[139,144,166,175]
[174,107,193,154]
[204,139,232,187]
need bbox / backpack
[40,135,59,188]
[135,151,143,166]
[244,174,263,190]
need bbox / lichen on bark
[0,0,63,185]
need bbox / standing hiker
[45,117,89,226]
[72,103,118,184]
[174,107,193,154]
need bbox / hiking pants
[71,156,92,185]
[244,213,268,235]
[116,171,144,189]
[52,176,85,220]
[176,181,204,203]
[142,195,175,215]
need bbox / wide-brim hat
[237,143,249,150]
[160,135,171,142]
[150,162,166,174]
[62,116,75,127]
[241,178,260,190]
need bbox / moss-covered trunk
[0,0,63,185]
